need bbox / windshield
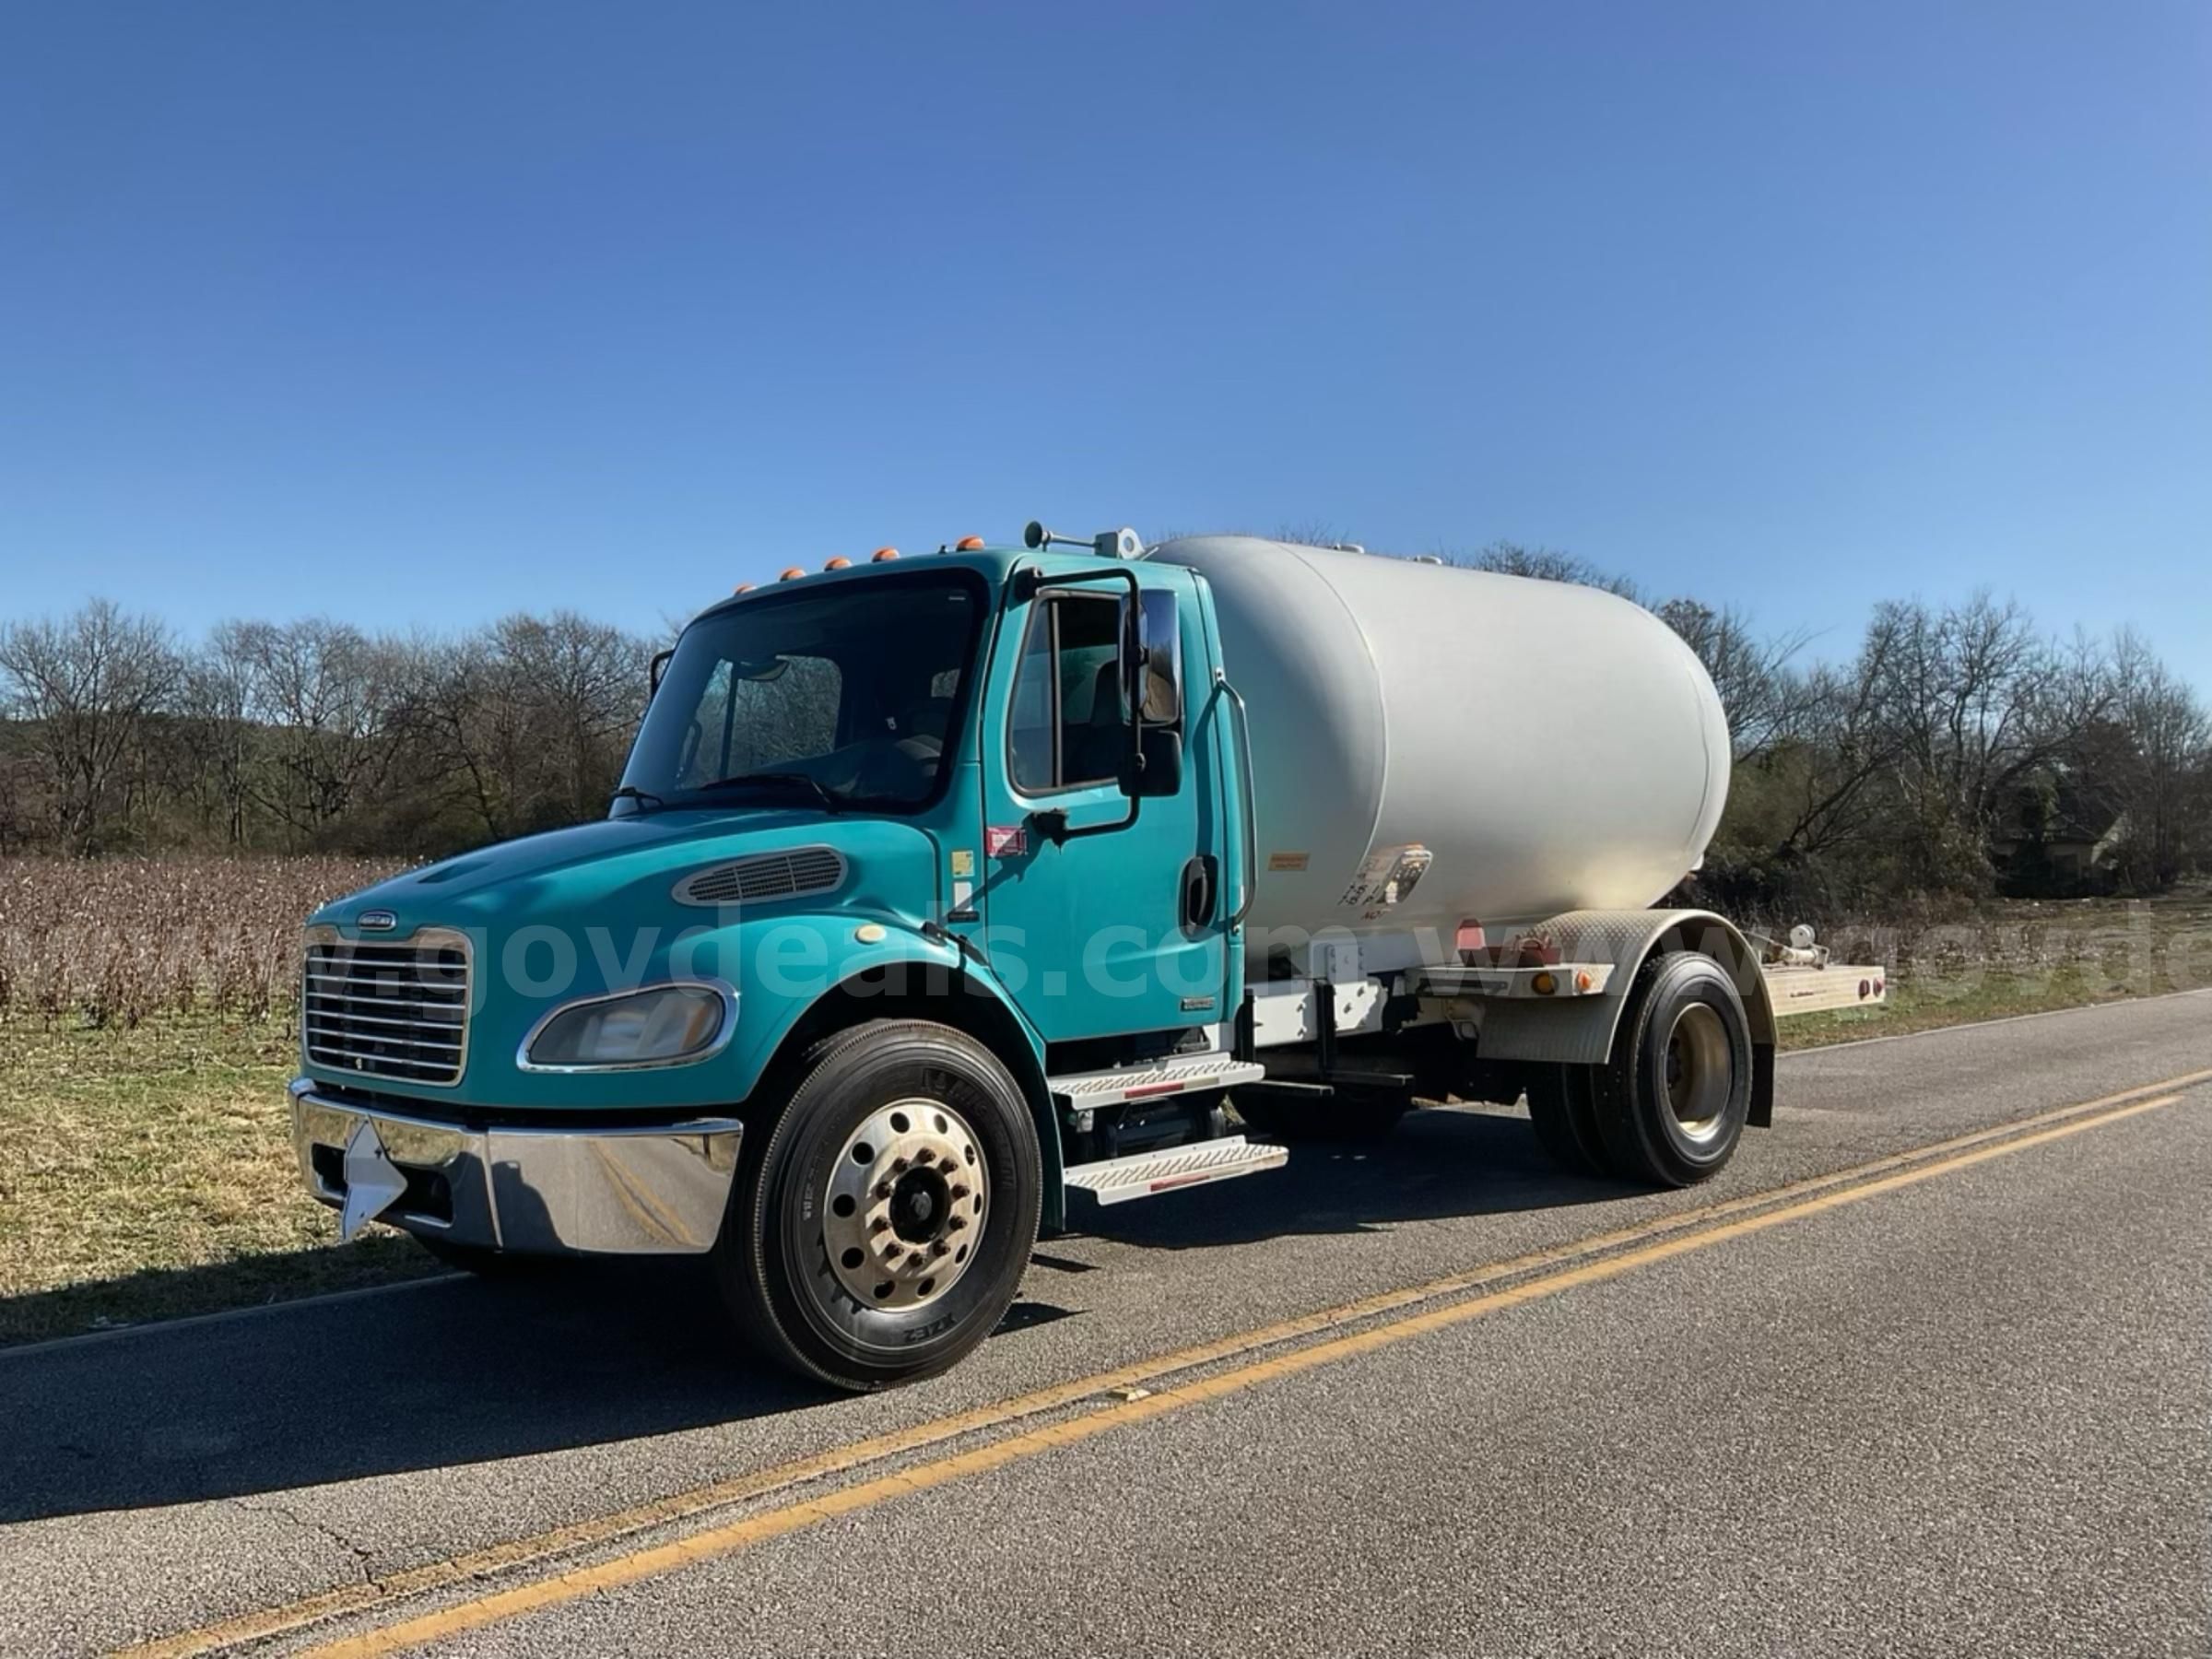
[620,573,983,813]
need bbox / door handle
[1180,854,1218,934]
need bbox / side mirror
[1121,728,1183,799]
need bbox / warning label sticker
[1337,843,1433,910]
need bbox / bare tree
[232,618,416,844]
[0,599,181,851]
[173,620,260,845]
[1771,606,1910,863]
[1654,598,1811,765]
[408,614,650,841]
[1867,594,2119,885]
[2104,629,2212,887]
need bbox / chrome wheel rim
[822,1098,986,1312]
[1663,1003,1734,1146]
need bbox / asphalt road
[3,992,2207,1657]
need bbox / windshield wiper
[693,771,847,814]
[608,785,665,813]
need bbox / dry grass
[1778,889,2212,1047]
[0,1014,438,1344]
[0,856,429,1345]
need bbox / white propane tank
[1146,536,1732,970]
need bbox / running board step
[1048,1053,1266,1108]
[1062,1135,1288,1206]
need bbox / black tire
[715,1019,1041,1392]
[1232,1089,1408,1143]
[1524,1065,1606,1176]
[1591,952,1753,1187]
[413,1234,549,1278]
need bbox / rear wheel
[715,1020,1041,1391]
[1524,1065,1606,1176]
[1592,952,1752,1187]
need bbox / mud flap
[1748,1043,1775,1128]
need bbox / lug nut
[891,1157,911,1173]
[883,1248,902,1266]
[947,1215,968,1232]
[875,1182,893,1200]
[932,1239,950,1258]
[949,1184,970,1200]
[869,1216,889,1233]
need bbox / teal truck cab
[292,524,1883,1389]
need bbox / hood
[312,809,941,939]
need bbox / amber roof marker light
[955,535,986,551]
[871,547,900,563]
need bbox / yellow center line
[122,1065,2212,1659]
[293,1086,2193,1659]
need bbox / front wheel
[715,1020,1042,1391]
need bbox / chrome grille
[674,846,846,907]
[302,932,470,1087]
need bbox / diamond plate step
[1061,1135,1288,1206]
[1047,1052,1266,1107]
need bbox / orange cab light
[871,546,900,561]
[779,567,806,582]
[956,535,986,551]
[823,557,852,571]
[1574,969,1595,993]
[733,582,755,594]
[1530,971,1559,996]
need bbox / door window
[1009,594,1125,794]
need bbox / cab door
[969,568,1229,1046]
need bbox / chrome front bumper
[289,1082,744,1256]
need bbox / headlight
[521,983,733,1071]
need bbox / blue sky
[3,2,2207,686]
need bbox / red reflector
[1126,1079,1194,1100]
[1147,1170,1216,1192]
[985,825,1028,858]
